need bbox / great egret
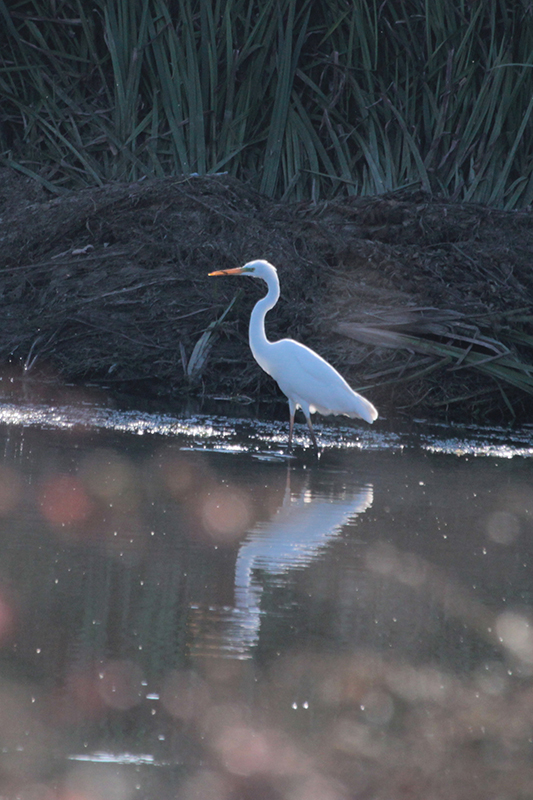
[209,260,378,448]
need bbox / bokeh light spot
[213,724,273,776]
[177,769,231,800]
[161,669,210,721]
[39,475,91,526]
[486,510,521,545]
[200,489,251,542]
[496,612,533,664]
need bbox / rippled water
[0,381,532,799]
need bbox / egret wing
[268,339,377,422]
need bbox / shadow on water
[0,379,532,797]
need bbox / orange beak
[208,267,245,276]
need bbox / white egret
[209,259,378,448]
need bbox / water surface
[0,383,532,799]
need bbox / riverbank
[1,169,532,422]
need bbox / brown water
[0,384,532,799]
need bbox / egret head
[209,260,277,281]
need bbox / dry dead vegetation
[1,168,532,421]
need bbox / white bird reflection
[192,475,373,659]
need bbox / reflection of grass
[2,1,533,206]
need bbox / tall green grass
[1,0,533,205]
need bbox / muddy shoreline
[1,169,532,422]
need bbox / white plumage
[209,259,377,448]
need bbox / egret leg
[288,399,296,451]
[288,411,294,451]
[305,415,319,449]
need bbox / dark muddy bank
[1,169,532,421]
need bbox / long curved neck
[249,272,280,365]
